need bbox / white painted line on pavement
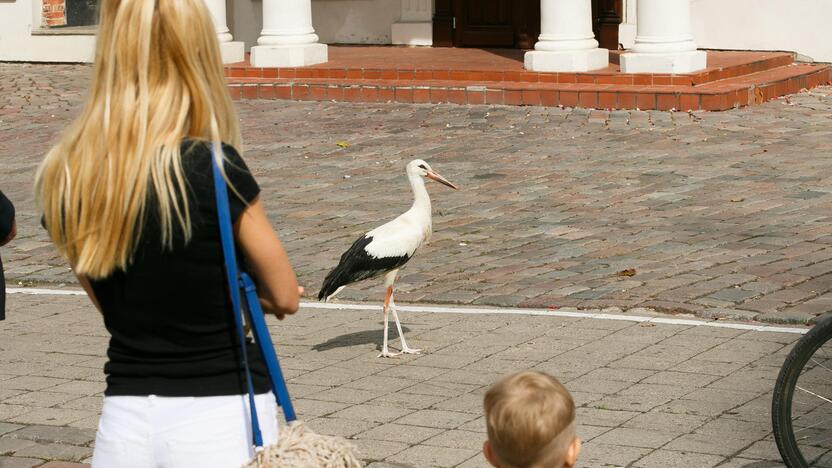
[303,302,810,335]
[8,287,86,296]
[8,287,809,335]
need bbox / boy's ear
[483,440,501,467]
[565,438,582,467]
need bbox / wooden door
[445,0,540,49]
[434,0,619,50]
[454,0,514,47]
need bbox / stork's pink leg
[389,295,421,354]
[378,286,400,358]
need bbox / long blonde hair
[35,0,240,279]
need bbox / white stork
[318,159,459,358]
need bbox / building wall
[314,0,399,44]
[0,0,95,62]
[5,0,832,64]
[619,0,832,63]
[232,0,399,50]
[690,0,832,62]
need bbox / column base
[524,48,609,73]
[391,22,432,46]
[219,41,245,64]
[250,43,328,68]
[618,24,637,50]
[620,49,707,74]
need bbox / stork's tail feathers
[318,267,347,302]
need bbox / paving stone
[386,445,478,468]
[305,417,380,439]
[3,393,79,409]
[591,427,678,449]
[0,456,44,468]
[5,426,93,447]
[352,438,410,462]
[664,433,757,457]
[8,409,95,427]
[292,398,350,418]
[369,392,446,411]
[365,463,414,468]
[580,442,651,467]
[421,430,484,451]
[734,439,787,461]
[633,449,725,467]
[714,458,780,468]
[698,307,761,321]
[0,437,37,456]
[456,453,490,468]
[357,424,444,445]
[38,462,91,468]
[0,425,22,437]
[622,411,709,433]
[13,443,91,462]
[396,410,477,430]
[330,404,413,424]
[2,377,69,392]
[577,407,640,427]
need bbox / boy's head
[483,371,581,468]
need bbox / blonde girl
[35,0,300,466]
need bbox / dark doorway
[433,0,621,50]
[433,0,539,49]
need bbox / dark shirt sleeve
[0,191,15,241]
[221,144,261,224]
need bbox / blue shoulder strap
[240,273,296,422]
[210,145,264,448]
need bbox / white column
[204,0,244,64]
[618,0,637,49]
[524,0,609,72]
[620,0,706,73]
[392,0,433,46]
[250,0,328,68]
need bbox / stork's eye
[418,164,427,170]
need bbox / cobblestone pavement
[0,292,804,467]
[3,64,832,324]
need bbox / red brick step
[224,47,831,111]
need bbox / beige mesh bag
[243,421,362,468]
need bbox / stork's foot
[401,347,422,355]
[377,349,401,358]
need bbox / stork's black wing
[318,235,412,300]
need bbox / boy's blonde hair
[484,371,576,468]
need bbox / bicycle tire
[772,315,832,467]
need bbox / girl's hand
[269,286,305,321]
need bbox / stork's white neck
[408,174,431,213]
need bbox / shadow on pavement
[312,326,411,352]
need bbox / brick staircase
[224,47,832,111]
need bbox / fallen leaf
[730,198,744,202]
[617,268,636,277]
[336,141,349,148]
[547,305,560,310]
[639,323,656,328]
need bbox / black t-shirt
[0,191,14,241]
[90,140,270,396]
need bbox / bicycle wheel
[773,315,832,467]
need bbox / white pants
[92,392,279,468]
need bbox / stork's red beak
[426,170,459,190]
